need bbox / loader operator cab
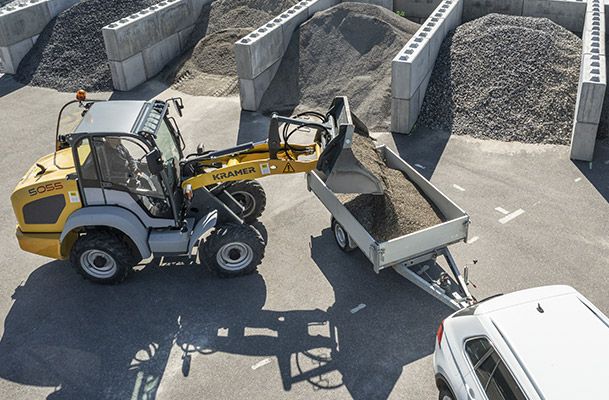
[61,98,186,225]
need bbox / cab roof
[74,101,148,134]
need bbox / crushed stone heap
[418,14,582,145]
[259,2,420,131]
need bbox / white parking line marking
[574,177,582,182]
[467,236,479,244]
[495,207,510,215]
[499,209,525,224]
[251,358,272,370]
[414,164,426,170]
[350,304,366,314]
[452,184,465,192]
[589,162,593,170]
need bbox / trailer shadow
[308,229,454,400]
[573,138,609,203]
[389,127,452,181]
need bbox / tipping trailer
[307,109,475,310]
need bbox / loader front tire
[201,223,265,278]
[70,231,136,284]
[225,180,266,223]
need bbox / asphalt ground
[0,74,608,399]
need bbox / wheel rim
[80,249,117,278]
[442,396,452,400]
[216,242,254,271]
[231,190,256,218]
[334,224,348,248]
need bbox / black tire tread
[331,218,357,252]
[226,180,267,223]
[201,223,265,278]
[69,230,136,284]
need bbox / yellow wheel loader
[11,92,383,284]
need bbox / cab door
[73,135,176,228]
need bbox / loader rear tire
[226,180,266,223]
[70,231,135,284]
[331,218,357,252]
[201,223,265,278]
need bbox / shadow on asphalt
[308,229,453,400]
[391,127,451,180]
[0,229,451,399]
[0,74,24,98]
[574,138,609,203]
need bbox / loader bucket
[316,97,385,195]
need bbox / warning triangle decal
[283,163,295,173]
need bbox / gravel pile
[166,0,298,96]
[340,130,444,242]
[260,3,420,131]
[418,14,581,144]
[15,0,160,91]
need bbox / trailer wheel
[201,223,265,278]
[438,389,455,400]
[331,218,356,252]
[70,231,135,284]
[226,180,267,223]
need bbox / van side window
[465,338,526,400]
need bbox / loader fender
[60,207,152,259]
[188,210,218,253]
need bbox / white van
[433,285,609,400]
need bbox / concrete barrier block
[235,21,284,80]
[0,1,51,46]
[433,0,463,32]
[575,54,606,124]
[354,0,393,9]
[271,2,309,51]
[239,60,282,111]
[189,0,213,17]
[522,0,586,32]
[308,0,340,16]
[46,0,81,17]
[394,0,444,19]
[155,0,194,40]
[0,36,34,74]
[103,8,162,61]
[583,9,605,56]
[178,25,196,50]
[462,0,523,21]
[391,97,418,133]
[109,53,147,91]
[570,120,599,161]
[392,37,431,99]
[142,33,181,78]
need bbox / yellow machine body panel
[182,142,322,189]
[11,148,83,258]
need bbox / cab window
[91,136,172,219]
[465,338,526,400]
[155,119,181,190]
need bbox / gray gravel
[418,14,581,144]
[599,37,608,140]
[0,0,27,9]
[164,0,298,96]
[260,3,419,131]
[15,0,160,91]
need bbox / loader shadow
[308,229,453,399]
[573,137,609,203]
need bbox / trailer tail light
[437,321,445,347]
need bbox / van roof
[482,286,609,399]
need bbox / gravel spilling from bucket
[164,0,298,96]
[340,131,444,242]
[260,3,420,131]
[418,14,581,144]
[15,0,160,91]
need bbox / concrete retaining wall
[391,0,463,133]
[236,0,340,111]
[102,0,211,91]
[0,0,80,74]
[236,0,393,111]
[571,0,606,160]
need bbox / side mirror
[464,266,470,286]
[197,143,205,154]
[146,148,164,175]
